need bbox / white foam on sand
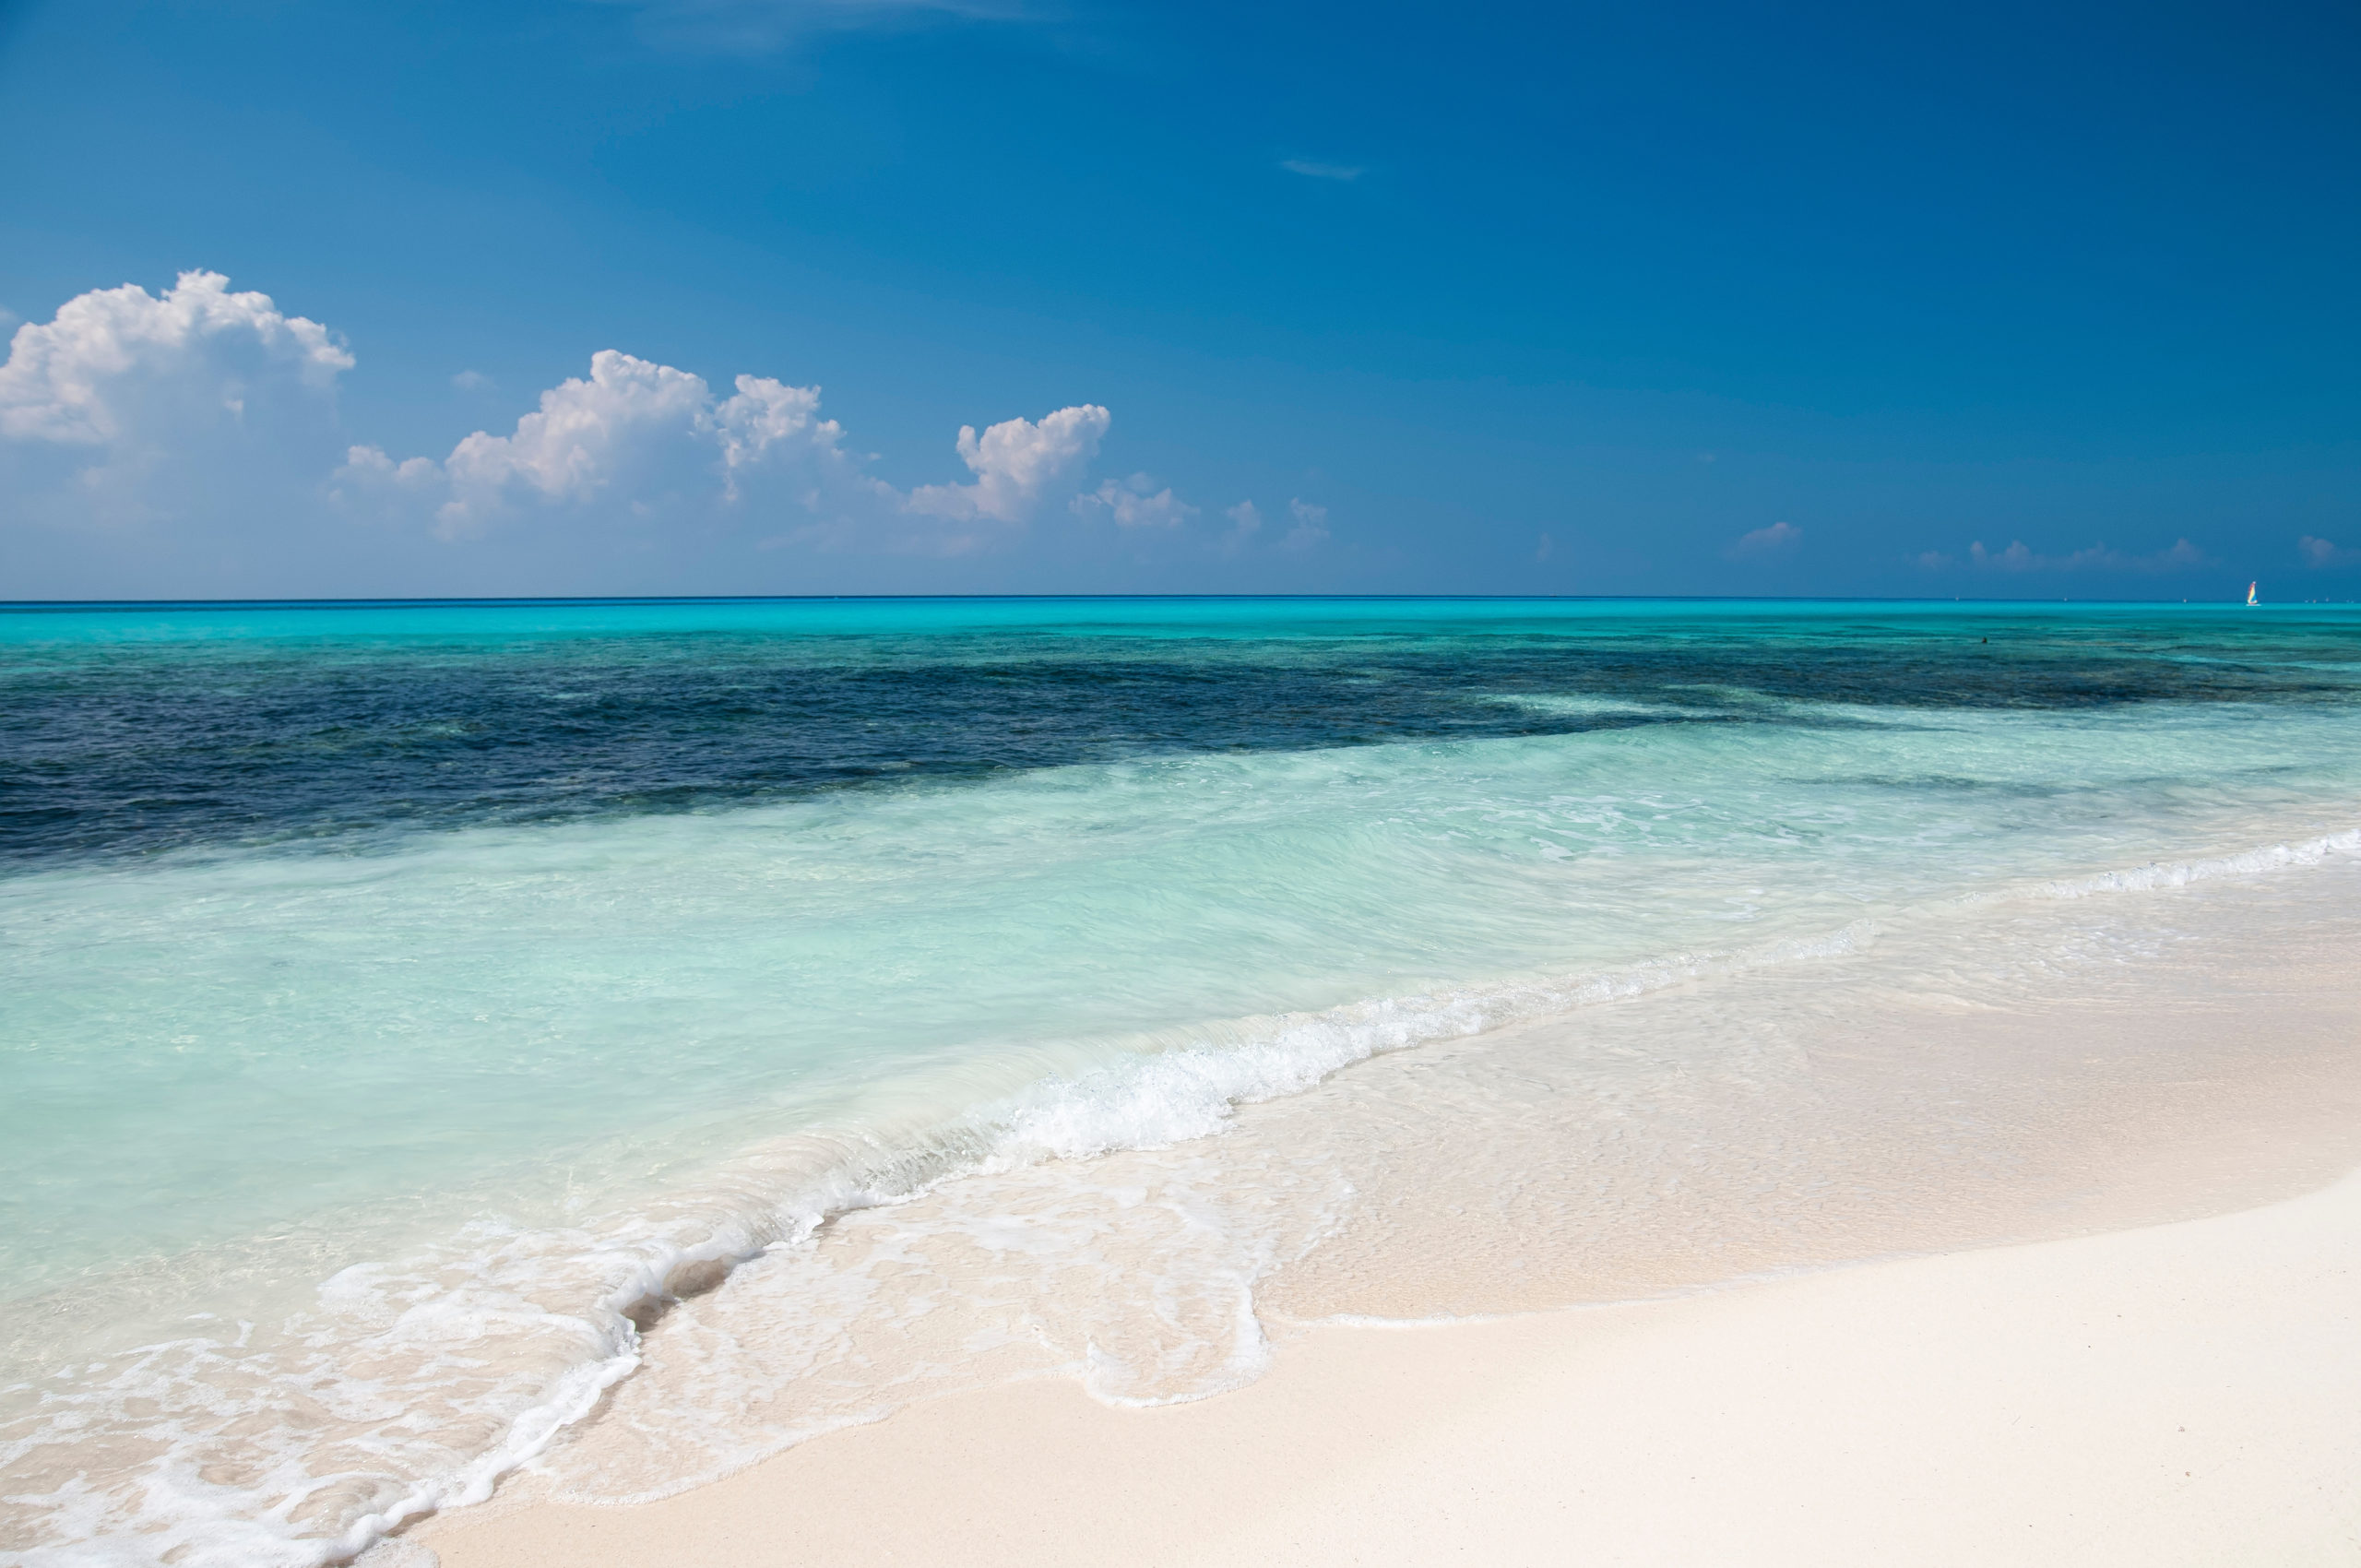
[416,1161,2361,1568]
[390,842,2361,1552]
[18,823,2361,1565]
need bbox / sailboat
[2246,581,2260,606]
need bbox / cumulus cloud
[0,269,350,446]
[339,350,894,542]
[0,270,352,533]
[1073,472,1195,529]
[1964,537,2206,572]
[1726,520,1801,559]
[907,404,1109,529]
[342,352,1111,556]
[3,268,1135,588]
[1280,160,1364,181]
[2298,535,2361,567]
[1283,497,1330,550]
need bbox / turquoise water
[4,598,2359,1564]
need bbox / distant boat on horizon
[2247,581,2260,606]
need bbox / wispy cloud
[1218,500,1263,555]
[1726,520,1800,559]
[1073,472,1196,529]
[588,0,1027,53]
[1280,160,1363,182]
[1282,497,1330,549]
[2298,535,2361,568]
[451,370,493,392]
[1962,537,2206,573]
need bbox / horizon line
[1,592,2337,612]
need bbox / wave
[2016,826,2361,901]
[11,821,2360,1567]
[1,928,1882,1568]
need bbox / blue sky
[1,0,2356,599]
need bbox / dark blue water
[6,598,2357,865]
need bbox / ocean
[5,597,2360,1565]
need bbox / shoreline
[396,867,2361,1567]
[16,840,2361,1566]
[408,1163,2361,1567]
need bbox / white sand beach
[403,881,2361,1568]
[410,1160,2361,1567]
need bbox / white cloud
[1283,497,1330,550]
[340,350,891,542]
[1727,520,1801,558]
[342,350,1109,556]
[0,269,349,447]
[2299,535,2361,567]
[4,268,1129,588]
[1280,160,1364,182]
[1073,472,1196,529]
[907,404,1109,528]
[1964,537,2207,573]
[452,369,492,391]
[0,270,353,534]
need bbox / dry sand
[405,1164,2361,1567]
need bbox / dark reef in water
[6,605,2358,865]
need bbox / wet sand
[395,871,2361,1567]
[408,1163,2361,1567]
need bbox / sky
[0,0,2356,600]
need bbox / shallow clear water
[4,598,2359,1565]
